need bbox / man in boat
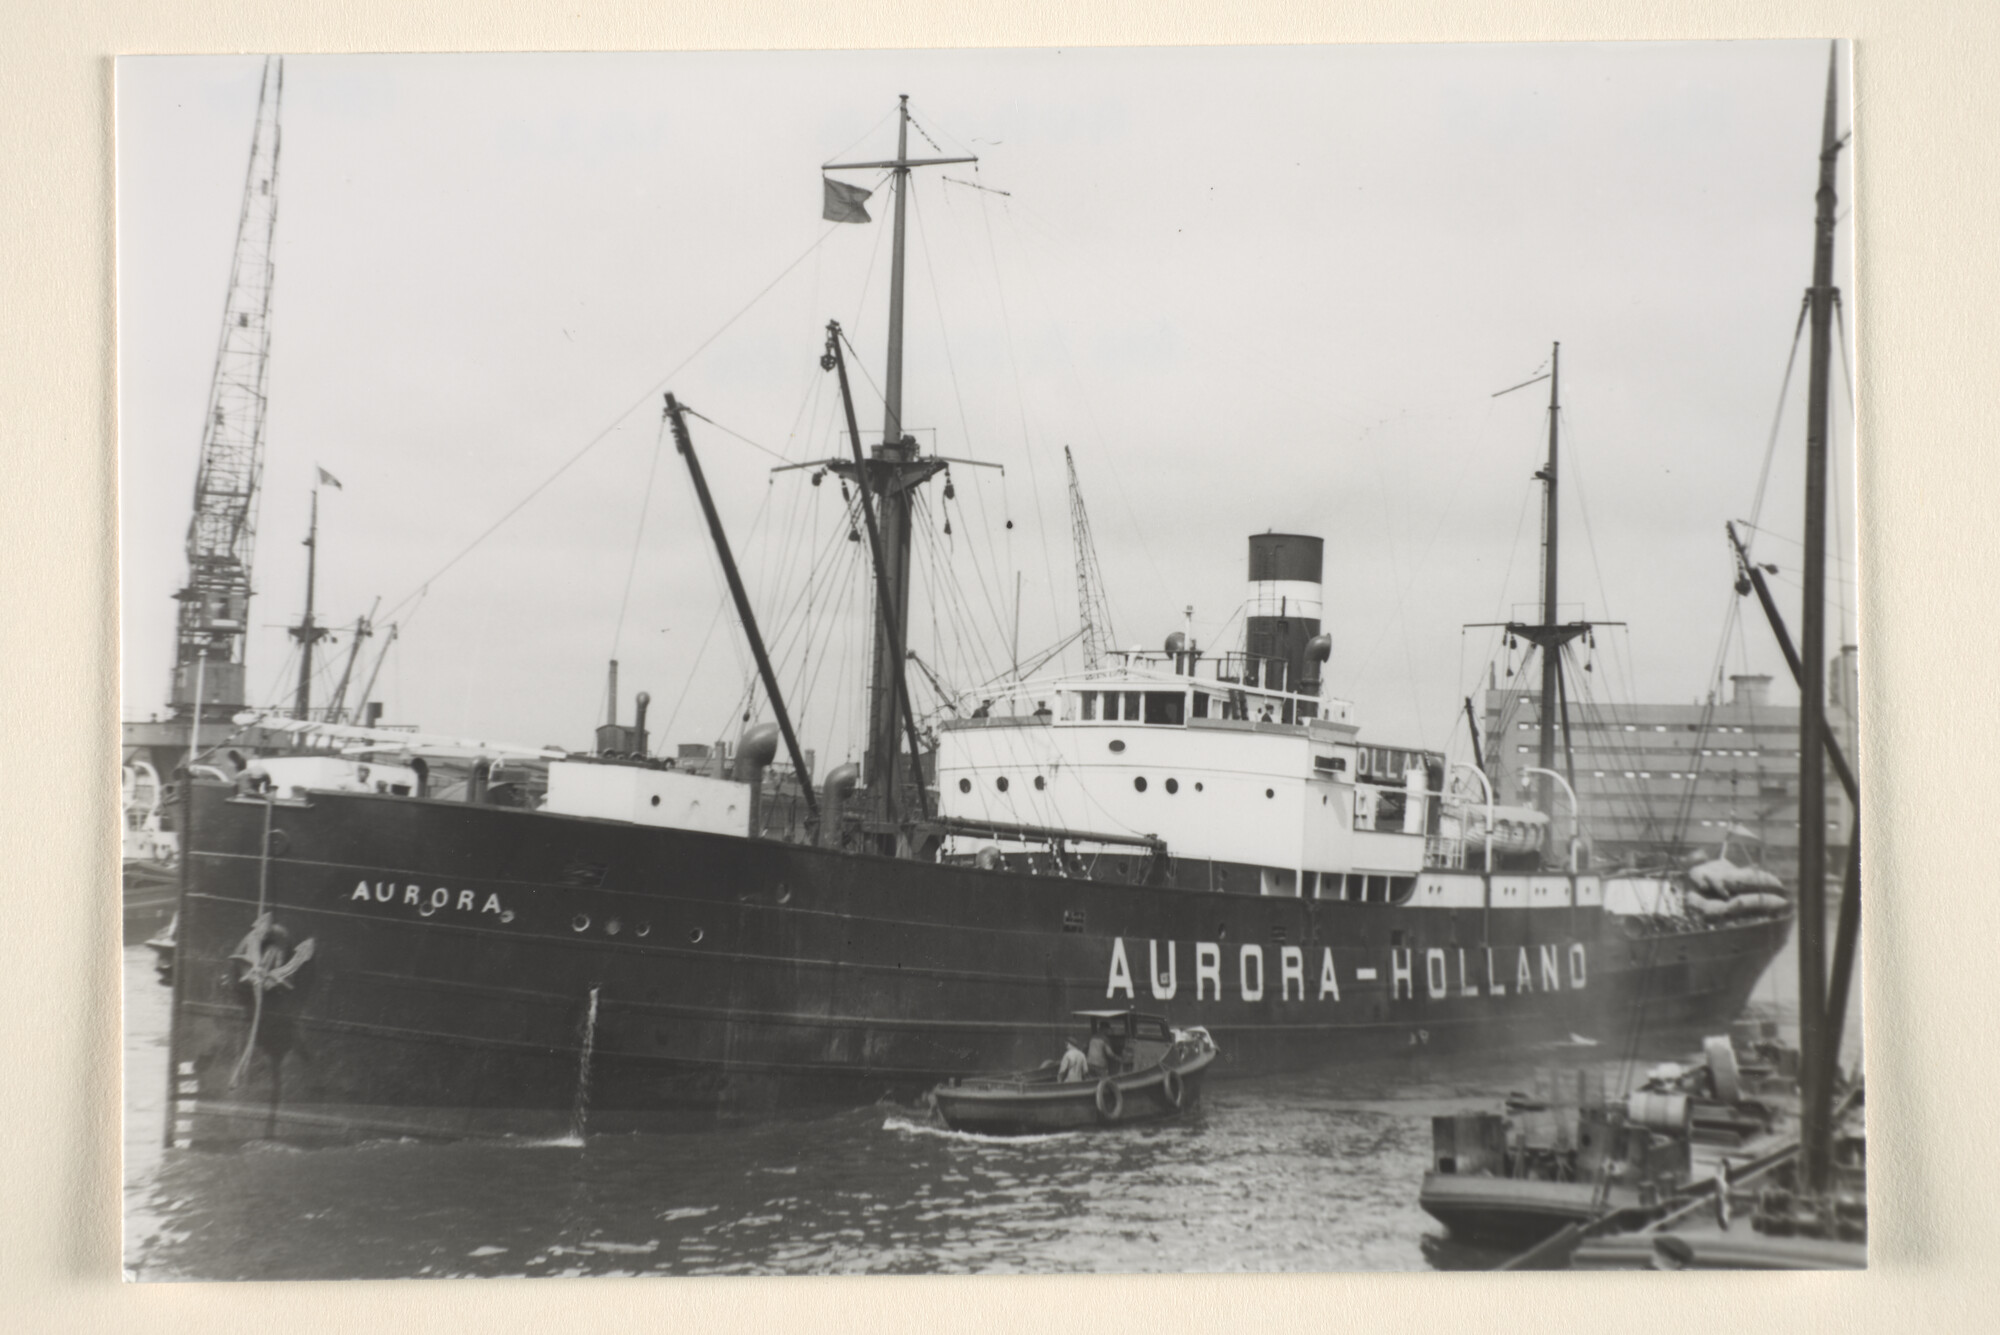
[1086,1021,1115,1077]
[1058,1039,1088,1083]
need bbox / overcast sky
[117,43,1856,768]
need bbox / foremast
[819,98,974,836]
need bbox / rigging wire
[377,222,854,629]
[823,105,899,168]
[972,187,1063,653]
[604,415,667,683]
[987,196,1175,622]
[909,183,1019,649]
[1747,296,1813,541]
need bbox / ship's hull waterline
[165,782,1792,1145]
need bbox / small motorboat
[929,1009,1218,1135]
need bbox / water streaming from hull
[564,986,601,1147]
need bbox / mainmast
[1486,343,1595,822]
[819,98,975,821]
[1535,346,1564,802]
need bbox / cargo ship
[161,97,1791,1146]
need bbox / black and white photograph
[118,43,1862,1278]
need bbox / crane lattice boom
[170,56,283,722]
[1065,446,1116,669]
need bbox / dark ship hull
[164,781,1791,1145]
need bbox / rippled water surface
[125,927,1846,1279]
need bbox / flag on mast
[822,177,873,224]
[317,466,343,490]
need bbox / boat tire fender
[1094,1078,1123,1123]
[1161,1067,1186,1110]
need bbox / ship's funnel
[1244,533,1324,694]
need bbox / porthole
[1266,788,1275,799]
[1108,739,1126,753]
[1165,778,1179,794]
[996,776,1010,793]
[571,914,591,933]
[776,886,792,905]
[636,922,651,937]
[958,778,972,793]
[688,927,705,945]
[1133,776,1148,793]
[1195,782,1204,792]
[650,795,661,807]
[266,829,290,856]
[605,918,622,936]
[1034,775,1046,791]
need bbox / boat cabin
[1073,1009,1178,1074]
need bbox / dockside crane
[1065,446,1116,669]
[168,56,284,728]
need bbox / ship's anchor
[226,912,317,1090]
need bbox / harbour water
[123,918,1854,1278]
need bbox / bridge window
[1079,691,1097,720]
[1192,691,1210,719]
[1143,692,1185,725]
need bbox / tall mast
[1797,43,1845,1194]
[1536,344,1563,812]
[170,56,283,728]
[289,484,326,719]
[882,97,912,448]
[1482,343,1598,826]
[819,100,974,819]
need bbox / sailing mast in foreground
[1794,42,1856,1198]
